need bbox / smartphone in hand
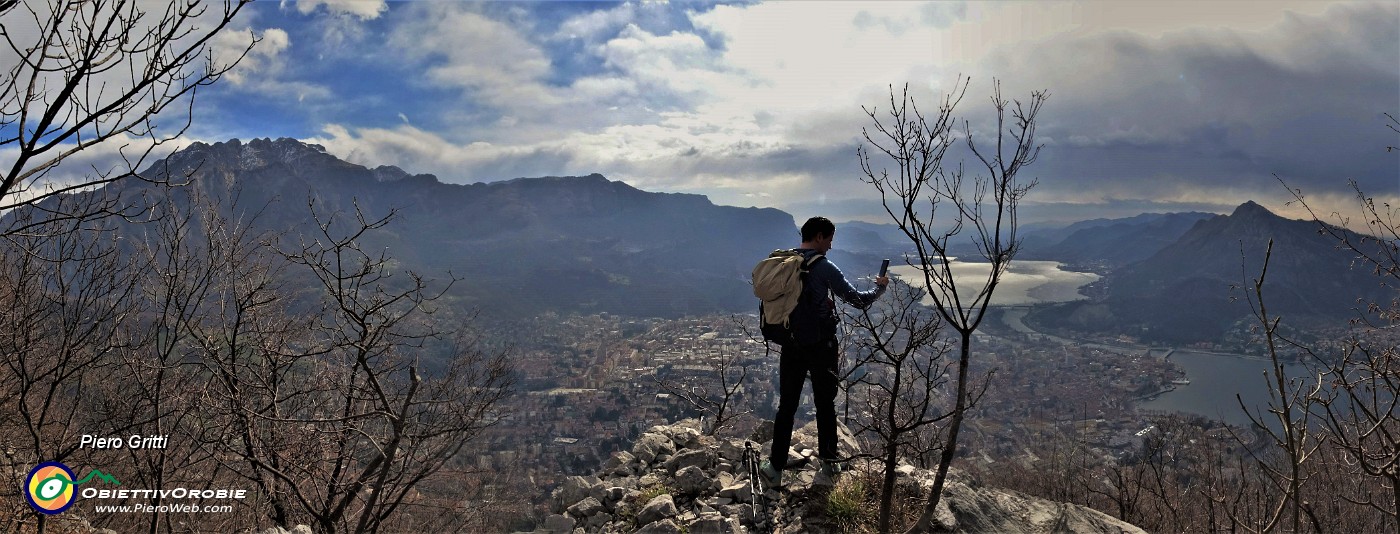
[879,259,890,277]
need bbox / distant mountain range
[1030,201,1389,343]
[1019,212,1216,269]
[11,138,1387,340]
[839,211,1217,270]
[20,138,799,319]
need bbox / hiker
[762,216,888,486]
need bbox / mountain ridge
[1019,211,1217,269]
[44,137,799,319]
[1031,200,1386,343]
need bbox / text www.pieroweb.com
[93,503,234,514]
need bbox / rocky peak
[542,419,1146,533]
[371,165,411,182]
[1230,200,1275,220]
[235,137,330,169]
[156,137,333,177]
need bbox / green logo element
[75,469,121,486]
[37,465,121,490]
[40,469,122,496]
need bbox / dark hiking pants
[770,337,840,469]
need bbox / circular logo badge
[25,462,76,514]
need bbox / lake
[1139,350,1310,429]
[889,260,1100,306]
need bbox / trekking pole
[743,440,764,527]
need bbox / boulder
[541,513,575,533]
[659,425,702,449]
[601,486,627,511]
[638,472,663,488]
[895,463,917,477]
[664,448,714,473]
[566,497,604,518]
[673,465,713,496]
[636,494,679,527]
[603,451,637,476]
[717,481,747,500]
[632,432,676,465]
[636,518,683,534]
[718,440,746,463]
[935,479,1148,534]
[551,476,599,514]
[713,471,736,491]
[586,512,613,530]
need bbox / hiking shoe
[820,458,845,478]
[759,460,782,487]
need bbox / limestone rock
[638,472,663,487]
[717,480,747,500]
[586,512,613,530]
[551,475,599,514]
[713,471,736,490]
[637,494,679,526]
[673,465,713,495]
[636,518,682,534]
[895,463,917,477]
[551,420,1145,534]
[567,497,604,518]
[663,448,714,473]
[718,440,746,463]
[935,479,1147,534]
[658,424,701,449]
[632,432,675,465]
[603,451,636,476]
[541,513,575,533]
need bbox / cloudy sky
[180,1,1399,224]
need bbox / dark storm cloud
[976,2,1399,204]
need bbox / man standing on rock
[762,216,888,486]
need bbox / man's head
[800,216,836,252]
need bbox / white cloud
[293,0,386,20]
[556,3,639,41]
[212,26,332,102]
[288,1,1394,224]
[391,6,556,110]
[215,27,287,86]
[596,24,734,104]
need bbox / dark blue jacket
[796,248,885,322]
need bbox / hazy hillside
[19,138,801,319]
[1020,212,1216,269]
[1030,201,1386,343]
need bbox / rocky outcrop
[541,419,1145,534]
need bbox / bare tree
[1386,112,1398,153]
[1275,113,1400,533]
[0,191,149,532]
[0,0,253,230]
[186,200,514,533]
[857,77,1047,531]
[1232,240,1325,533]
[1309,334,1400,530]
[111,185,283,533]
[841,280,954,533]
